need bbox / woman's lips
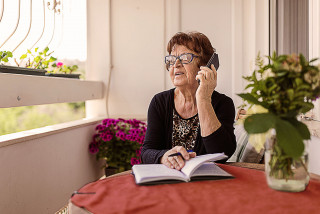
[175,72,184,76]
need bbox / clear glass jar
[264,133,310,192]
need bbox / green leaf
[238,93,261,105]
[300,102,314,114]
[299,54,307,66]
[20,54,28,59]
[310,58,318,63]
[287,119,310,140]
[244,113,276,134]
[275,118,304,158]
[49,56,57,62]
[287,89,294,100]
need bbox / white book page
[132,164,188,184]
[191,162,233,177]
[181,153,227,178]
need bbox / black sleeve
[201,95,237,159]
[141,95,169,164]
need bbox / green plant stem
[300,157,309,176]
[34,59,43,69]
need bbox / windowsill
[0,116,106,148]
[0,72,104,108]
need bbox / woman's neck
[174,87,198,118]
[175,87,196,103]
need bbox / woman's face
[168,45,200,88]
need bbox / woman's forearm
[197,99,221,137]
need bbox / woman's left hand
[195,64,217,102]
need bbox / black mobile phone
[198,52,219,84]
[206,52,219,71]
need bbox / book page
[132,164,188,184]
[191,162,233,177]
[181,153,227,178]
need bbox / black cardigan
[141,88,236,164]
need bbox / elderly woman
[141,31,236,170]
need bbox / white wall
[108,0,165,119]
[86,0,269,119]
[0,120,104,214]
[309,0,320,121]
[310,136,320,175]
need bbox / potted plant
[89,118,147,176]
[46,61,80,79]
[0,48,52,76]
[238,52,320,192]
[0,47,81,78]
[1,50,46,76]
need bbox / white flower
[247,104,268,114]
[248,130,273,153]
[262,68,274,80]
[246,105,270,153]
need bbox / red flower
[57,62,63,68]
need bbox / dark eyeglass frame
[164,53,199,70]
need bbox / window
[0,0,103,136]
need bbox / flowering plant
[19,47,57,69]
[238,52,320,178]
[89,118,146,173]
[48,61,79,74]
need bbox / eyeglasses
[164,53,199,70]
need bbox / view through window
[0,0,87,135]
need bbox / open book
[132,153,233,185]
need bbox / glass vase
[264,134,310,192]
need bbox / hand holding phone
[197,52,219,84]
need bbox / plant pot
[45,73,80,79]
[105,166,118,177]
[0,65,46,76]
[264,133,310,192]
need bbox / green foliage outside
[20,47,57,69]
[0,102,85,136]
[0,51,13,64]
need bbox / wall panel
[109,0,165,118]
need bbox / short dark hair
[167,31,215,67]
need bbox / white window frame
[0,0,111,144]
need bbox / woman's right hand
[160,146,196,170]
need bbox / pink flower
[130,158,140,166]
[116,131,126,141]
[102,133,113,141]
[95,124,106,131]
[129,128,140,135]
[56,62,63,68]
[136,147,142,157]
[89,142,99,154]
[132,134,139,142]
[137,135,145,144]
[102,119,109,125]
[125,134,133,141]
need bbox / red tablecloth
[71,165,320,214]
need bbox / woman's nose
[173,58,182,68]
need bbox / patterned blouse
[171,107,200,150]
